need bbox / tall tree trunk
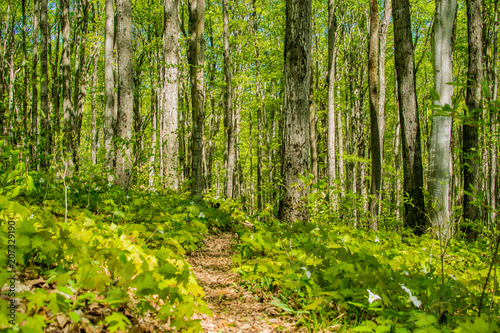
[327,0,338,203]
[115,0,134,189]
[309,66,318,184]
[91,51,99,165]
[428,0,457,240]
[61,0,74,172]
[73,0,89,172]
[51,23,60,136]
[22,0,28,140]
[104,0,116,181]
[31,0,40,168]
[278,0,312,224]
[252,0,264,211]
[393,0,428,235]
[40,0,50,167]
[378,0,390,208]
[463,0,484,232]
[368,0,381,229]
[223,0,235,199]
[189,0,205,199]
[163,0,180,190]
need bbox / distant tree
[104,0,116,181]
[393,0,427,235]
[368,0,381,229]
[223,0,235,199]
[189,0,205,199]
[279,0,312,224]
[463,0,484,232]
[115,0,134,189]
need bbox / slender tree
[463,0,484,230]
[61,0,75,171]
[278,0,312,224]
[223,0,235,199]
[40,0,50,168]
[428,0,457,240]
[104,0,116,181]
[115,0,134,189]
[188,0,205,199]
[327,0,338,202]
[368,0,381,228]
[163,0,180,190]
[393,0,427,235]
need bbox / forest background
[1,0,500,330]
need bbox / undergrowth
[0,142,234,332]
[232,201,500,332]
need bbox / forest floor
[187,232,299,332]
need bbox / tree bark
[223,0,235,199]
[463,0,484,231]
[61,0,74,172]
[91,51,99,165]
[115,0,134,189]
[327,0,338,202]
[189,0,205,199]
[368,0,381,229]
[31,0,40,168]
[393,0,428,235]
[278,0,312,224]
[104,0,116,181]
[428,0,457,240]
[163,0,180,190]
[40,0,50,167]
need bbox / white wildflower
[421,267,429,274]
[367,290,381,304]
[374,236,380,243]
[401,284,412,296]
[214,196,220,200]
[199,212,205,218]
[190,201,194,205]
[450,274,456,280]
[39,178,44,183]
[126,195,130,199]
[404,271,409,276]
[301,267,311,279]
[410,295,422,308]
[159,230,164,235]
[95,187,101,191]
[29,214,34,220]
[250,234,253,241]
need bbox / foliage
[0,144,240,332]
[232,204,500,332]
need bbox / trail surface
[187,232,297,332]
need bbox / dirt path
[187,232,297,332]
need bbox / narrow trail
[187,232,297,332]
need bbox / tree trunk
[163,0,180,190]
[463,0,484,232]
[91,51,99,165]
[222,0,235,199]
[40,0,51,167]
[189,0,205,199]
[115,0,134,189]
[31,0,40,168]
[104,0,116,181]
[368,0,381,229]
[61,0,74,172]
[428,0,457,240]
[393,0,428,235]
[327,0,338,202]
[278,0,312,224]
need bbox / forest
[0,0,499,330]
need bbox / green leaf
[69,311,81,323]
[104,312,131,333]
